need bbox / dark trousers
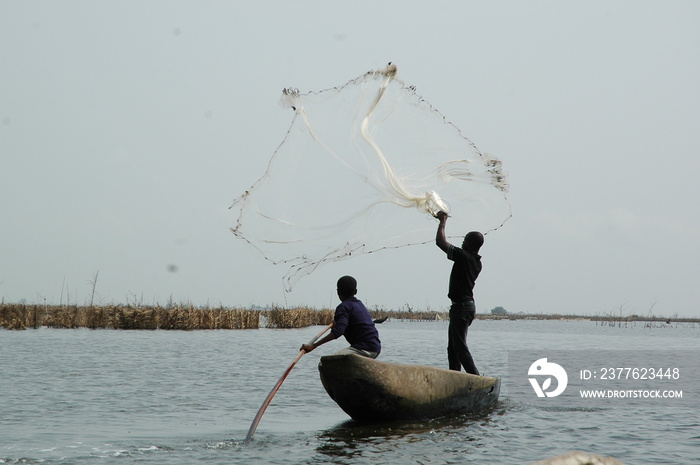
[448,301,479,375]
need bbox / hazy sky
[2,1,698,318]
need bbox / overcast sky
[2,1,698,318]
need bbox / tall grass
[265,307,334,328]
[0,304,260,330]
[0,303,451,330]
[14,303,688,331]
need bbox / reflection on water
[315,402,508,462]
[320,406,500,441]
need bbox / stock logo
[528,358,568,397]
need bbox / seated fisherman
[300,275,381,358]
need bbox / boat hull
[318,354,500,421]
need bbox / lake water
[1,319,698,464]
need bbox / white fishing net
[230,63,511,291]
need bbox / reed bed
[10,304,691,331]
[265,307,334,328]
[0,304,448,330]
[0,304,446,330]
[0,304,260,330]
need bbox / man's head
[462,231,484,253]
[337,275,358,299]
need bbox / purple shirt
[331,297,381,354]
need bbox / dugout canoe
[318,354,500,422]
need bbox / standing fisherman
[435,211,483,375]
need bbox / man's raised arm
[435,211,451,253]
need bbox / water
[1,320,698,464]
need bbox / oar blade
[243,323,333,444]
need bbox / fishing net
[230,63,511,291]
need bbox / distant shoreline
[477,314,700,323]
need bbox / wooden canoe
[318,354,500,422]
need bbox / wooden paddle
[243,322,333,444]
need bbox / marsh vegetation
[1,303,696,330]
